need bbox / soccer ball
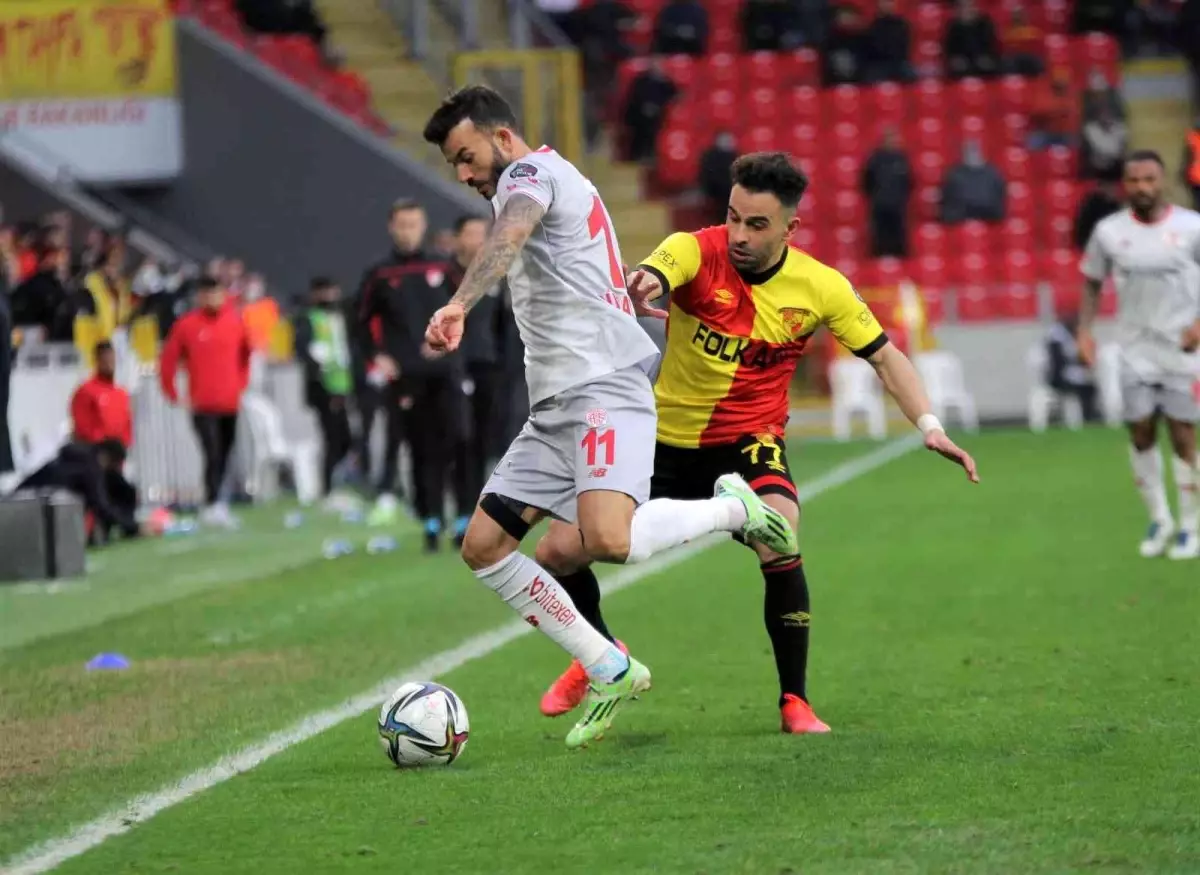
[377,682,470,767]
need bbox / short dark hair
[730,152,809,210]
[453,214,487,234]
[94,340,114,357]
[390,198,423,219]
[309,275,337,292]
[197,275,222,292]
[422,85,519,147]
[1125,149,1165,169]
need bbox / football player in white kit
[1079,150,1200,560]
[420,86,798,747]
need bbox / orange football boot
[781,694,831,734]
[540,640,629,717]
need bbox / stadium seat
[830,357,888,441]
[874,257,906,288]
[1036,145,1077,179]
[1007,181,1034,221]
[741,125,778,154]
[710,23,739,53]
[793,224,819,253]
[913,350,980,431]
[746,87,778,126]
[785,122,820,159]
[997,75,1031,114]
[1043,34,1073,80]
[914,185,942,222]
[657,130,700,189]
[830,155,861,192]
[745,52,782,90]
[956,284,999,322]
[867,83,907,127]
[913,3,948,43]
[1042,249,1082,313]
[913,150,946,188]
[951,221,992,256]
[1001,113,1029,147]
[832,121,865,159]
[1001,217,1034,253]
[914,222,946,259]
[950,250,991,286]
[911,253,947,288]
[702,53,740,90]
[662,54,696,86]
[999,146,1031,183]
[954,115,987,152]
[832,191,866,228]
[703,89,740,129]
[912,78,946,119]
[831,225,863,261]
[784,87,822,126]
[951,78,989,116]
[827,86,863,126]
[913,117,947,156]
[921,285,946,322]
[783,48,820,86]
[1077,32,1119,82]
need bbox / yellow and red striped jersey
[641,226,887,448]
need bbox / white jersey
[491,147,660,405]
[1081,206,1200,380]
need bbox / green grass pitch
[2,428,1199,874]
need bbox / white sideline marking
[2,435,921,875]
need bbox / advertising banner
[0,0,182,183]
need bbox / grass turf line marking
[2,435,921,875]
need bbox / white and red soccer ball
[378,682,470,767]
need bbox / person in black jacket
[446,216,508,517]
[357,199,472,551]
[293,277,353,498]
[19,439,140,545]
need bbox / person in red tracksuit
[160,276,251,524]
[71,340,133,448]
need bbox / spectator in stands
[1074,180,1123,250]
[14,222,39,284]
[77,228,109,278]
[652,0,708,55]
[235,0,328,52]
[0,226,20,294]
[1045,313,1099,422]
[225,258,248,299]
[823,5,867,86]
[863,0,913,84]
[741,0,804,51]
[1001,2,1044,76]
[132,259,192,341]
[623,60,678,162]
[1071,0,1133,40]
[699,132,738,224]
[862,127,913,257]
[160,276,252,529]
[943,0,1001,80]
[71,341,132,449]
[432,229,455,257]
[241,273,279,357]
[1028,68,1079,150]
[0,283,11,477]
[1081,69,1126,123]
[11,245,77,342]
[940,140,1007,224]
[294,277,353,499]
[1081,105,1129,181]
[19,438,141,545]
[83,240,134,341]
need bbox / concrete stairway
[1123,58,1193,205]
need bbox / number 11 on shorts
[582,428,616,467]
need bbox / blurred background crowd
[1,0,1199,563]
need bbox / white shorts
[483,365,657,523]
[1121,368,1200,423]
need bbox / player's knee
[534,532,586,575]
[459,512,514,571]
[579,520,631,564]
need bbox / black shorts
[650,434,798,503]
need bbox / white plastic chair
[913,350,980,433]
[1095,343,1123,427]
[1025,345,1083,432]
[830,357,887,441]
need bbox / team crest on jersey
[426,270,444,287]
[585,408,608,428]
[778,307,811,338]
[510,163,538,179]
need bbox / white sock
[1129,445,1172,526]
[1172,455,1199,534]
[474,551,628,681]
[625,497,747,564]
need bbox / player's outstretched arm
[866,342,980,483]
[427,194,545,352]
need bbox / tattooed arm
[450,195,546,314]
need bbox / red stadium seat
[950,250,991,285]
[793,224,819,253]
[746,87,777,127]
[912,78,946,119]
[625,14,653,53]
[1041,248,1082,313]
[913,2,947,42]
[1008,181,1034,221]
[746,52,782,90]
[709,24,739,53]
[832,191,866,228]
[951,220,992,255]
[784,86,821,126]
[1001,113,1029,147]
[1077,32,1119,82]
[834,257,862,280]
[953,115,987,151]
[914,185,942,222]
[702,53,740,90]
[832,121,864,159]
[997,75,1030,114]
[703,89,740,129]
[1036,144,1077,179]
[656,130,699,189]
[826,85,863,126]
[914,150,946,188]
[951,78,989,116]
[957,284,999,321]
[914,222,946,259]
[661,54,696,87]
[1043,35,1073,79]
[1001,217,1034,253]
[914,39,944,77]
[874,257,906,288]
[615,59,650,109]
[999,146,1031,183]
[913,116,947,156]
[912,253,948,288]
[783,48,820,86]
[1003,248,1038,286]
[785,122,820,159]
[1043,0,1070,32]
[1044,211,1075,251]
[998,285,1039,320]
[830,155,861,192]
[867,82,907,126]
[741,125,778,154]
[831,225,861,260]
